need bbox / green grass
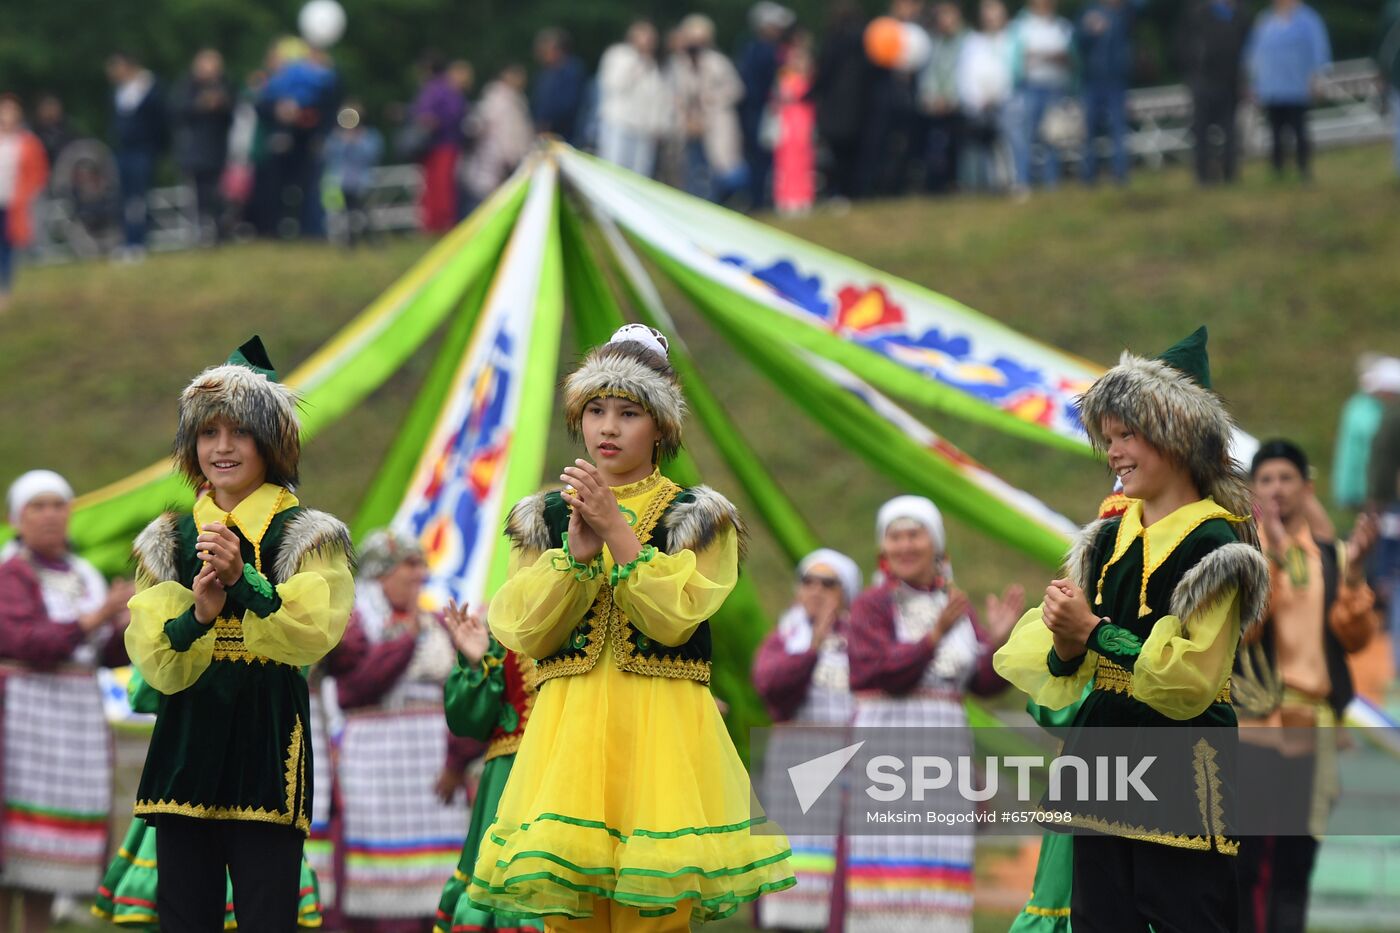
[5,147,1396,625]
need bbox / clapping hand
[434,768,465,805]
[444,599,490,665]
[1042,578,1098,658]
[560,460,617,563]
[561,460,625,532]
[1257,499,1288,553]
[984,584,1026,646]
[197,522,244,587]
[1346,513,1380,583]
[193,562,227,626]
[932,588,972,644]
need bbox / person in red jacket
[0,470,130,932]
[0,95,50,311]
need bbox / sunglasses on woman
[800,575,841,590]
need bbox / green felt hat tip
[227,335,279,382]
[1155,325,1211,390]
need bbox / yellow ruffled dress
[467,471,794,923]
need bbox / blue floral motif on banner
[718,252,1078,428]
[404,326,514,606]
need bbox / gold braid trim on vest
[534,478,712,685]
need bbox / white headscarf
[7,470,75,526]
[797,548,862,607]
[1362,357,1400,395]
[876,495,945,552]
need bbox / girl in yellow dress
[466,324,795,931]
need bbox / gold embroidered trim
[1060,812,1222,852]
[534,477,710,685]
[596,388,645,409]
[1096,501,1240,618]
[210,615,293,666]
[628,476,680,534]
[515,651,540,696]
[1136,512,1228,618]
[1053,733,1237,855]
[1193,736,1230,853]
[285,714,308,832]
[613,640,713,683]
[609,467,666,500]
[134,682,309,834]
[485,733,523,762]
[1024,905,1073,918]
[1093,656,1231,704]
[609,481,711,683]
[134,799,300,827]
[489,652,538,761]
[210,486,286,579]
[533,587,611,684]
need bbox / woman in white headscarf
[753,548,862,930]
[844,495,1024,933]
[754,548,862,725]
[0,470,131,931]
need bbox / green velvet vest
[134,508,314,833]
[1052,516,1242,854]
[531,489,715,686]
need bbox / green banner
[487,169,568,596]
[6,175,530,574]
[352,271,496,540]
[636,240,1092,459]
[659,261,1070,569]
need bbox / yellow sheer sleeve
[611,525,738,648]
[125,580,212,694]
[487,548,604,659]
[992,605,1096,710]
[241,548,354,666]
[1132,587,1240,721]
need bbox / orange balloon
[863,16,903,69]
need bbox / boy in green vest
[995,327,1269,931]
[125,336,353,931]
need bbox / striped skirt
[305,693,337,910]
[338,706,469,919]
[0,669,112,895]
[845,690,973,933]
[755,687,853,930]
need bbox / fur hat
[1077,326,1253,522]
[174,336,301,489]
[562,325,686,461]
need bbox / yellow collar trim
[1097,498,1240,616]
[193,483,299,550]
[610,467,666,500]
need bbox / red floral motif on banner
[833,284,905,333]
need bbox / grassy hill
[3,145,1398,626]
[15,145,1400,933]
